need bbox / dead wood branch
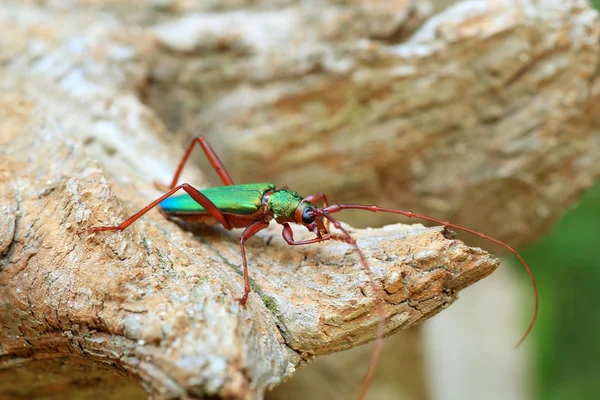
[0,0,598,399]
[0,97,497,398]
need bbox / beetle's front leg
[281,223,331,246]
[304,192,330,230]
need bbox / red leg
[79,183,231,235]
[317,211,385,400]
[305,192,328,207]
[281,223,332,245]
[283,217,385,400]
[281,222,356,246]
[238,222,270,305]
[170,136,234,189]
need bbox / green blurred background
[524,180,600,400]
[522,3,600,400]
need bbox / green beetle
[79,136,538,400]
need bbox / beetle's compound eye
[302,206,316,224]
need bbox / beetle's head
[294,201,328,237]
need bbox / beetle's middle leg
[238,222,270,305]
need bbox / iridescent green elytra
[159,182,307,222]
[160,183,275,214]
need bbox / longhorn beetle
[79,136,538,400]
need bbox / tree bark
[0,95,497,398]
[0,0,598,399]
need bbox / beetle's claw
[237,293,249,307]
[77,228,92,237]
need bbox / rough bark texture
[0,95,497,399]
[0,0,598,399]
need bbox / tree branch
[0,0,598,399]
[0,104,497,397]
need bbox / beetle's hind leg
[170,136,234,188]
[79,183,232,235]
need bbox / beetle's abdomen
[160,183,275,215]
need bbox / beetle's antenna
[323,203,538,349]
[320,211,385,400]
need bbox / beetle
[79,136,538,400]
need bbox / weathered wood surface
[0,0,598,399]
[0,95,497,399]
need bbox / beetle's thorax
[265,189,304,223]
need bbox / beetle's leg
[305,192,328,205]
[238,222,270,305]
[281,223,332,245]
[79,183,232,235]
[170,136,234,188]
[305,192,329,207]
[304,192,330,230]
